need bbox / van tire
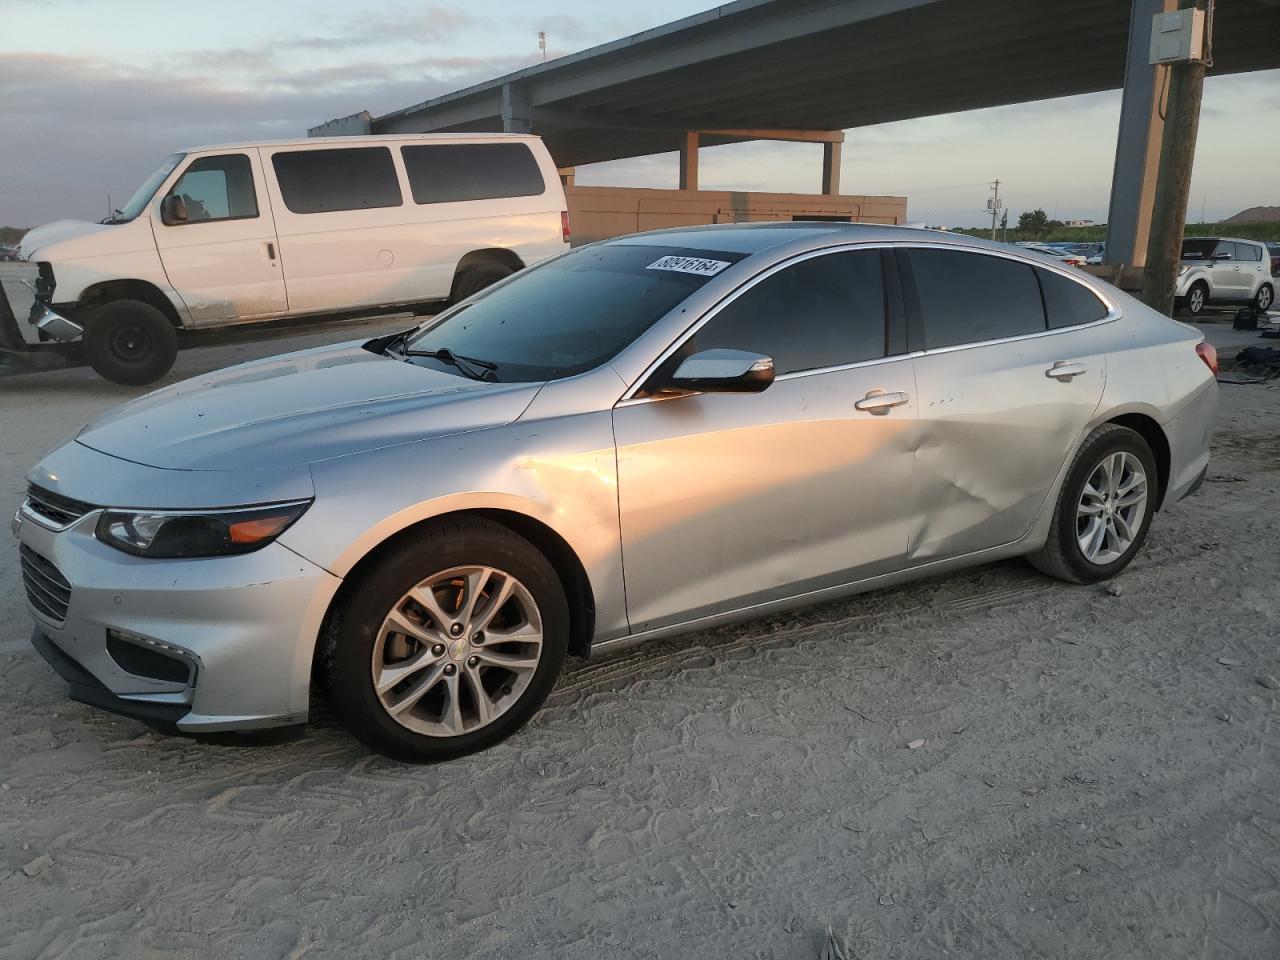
[83,300,178,386]
[453,262,514,303]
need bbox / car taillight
[1195,341,1218,375]
[561,210,571,244]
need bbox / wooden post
[1140,0,1207,314]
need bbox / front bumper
[29,300,82,341]
[16,504,342,732]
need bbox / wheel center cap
[448,637,470,660]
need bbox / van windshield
[110,153,185,223]
[401,245,745,382]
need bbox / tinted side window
[690,250,885,375]
[401,143,545,204]
[271,148,401,214]
[908,249,1045,349]
[1235,242,1262,262]
[1036,268,1110,329]
[167,154,257,221]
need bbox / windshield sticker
[646,255,732,276]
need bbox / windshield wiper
[402,346,497,381]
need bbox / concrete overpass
[313,0,1280,266]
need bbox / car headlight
[95,500,311,558]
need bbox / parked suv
[1175,237,1274,316]
[17,135,569,384]
[1266,241,1280,277]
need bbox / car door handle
[264,241,277,261]
[854,389,910,413]
[1046,361,1087,381]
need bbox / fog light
[106,629,197,685]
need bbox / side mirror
[660,348,775,394]
[160,194,188,225]
[1212,250,1232,260]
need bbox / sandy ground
[2,310,1279,960]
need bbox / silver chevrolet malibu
[15,224,1218,760]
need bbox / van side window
[1036,268,1110,329]
[166,154,258,222]
[906,249,1045,349]
[401,143,545,204]
[271,148,402,214]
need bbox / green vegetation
[0,226,29,245]
[948,221,1279,244]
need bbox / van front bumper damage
[29,300,83,341]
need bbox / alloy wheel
[371,565,543,737]
[1258,285,1274,311]
[1076,451,1148,565]
[1188,286,1205,314]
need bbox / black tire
[452,262,514,303]
[321,517,569,761]
[83,299,178,386]
[1028,424,1158,584]
[1183,281,1209,317]
[1255,283,1274,313]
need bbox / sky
[2,0,1278,229]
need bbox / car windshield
[1180,238,1221,260]
[402,244,746,382]
[112,153,185,222]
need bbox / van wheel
[321,517,569,761]
[453,262,514,303]
[84,300,178,386]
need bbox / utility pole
[1141,0,1210,315]
[538,31,547,62]
[987,180,1002,240]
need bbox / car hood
[75,341,544,470]
[19,219,116,258]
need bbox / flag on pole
[1000,209,1008,229]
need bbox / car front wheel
[1029,424,1157,584]
[322,518,569,761]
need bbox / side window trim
[623,242,897,401]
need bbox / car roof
[1183,236,1264,245]
[601,222,1016,256]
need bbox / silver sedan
[15,224,1218,760]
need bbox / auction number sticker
[646,255,732,276]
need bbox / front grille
[19,544,72,624]
[25,484,95,529]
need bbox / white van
[18,134,569,384]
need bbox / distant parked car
[1021,243,1086,266]
[1176,237,1274,315]
[0,244,21,262]
[1265,241,1280,277]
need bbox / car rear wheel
[83,299,178,386]
[322,517,569,761]
[1184,281,1208,316]
[1255,283,1274,312]
[1028,424,1157,584]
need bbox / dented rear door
[899,247,1105,564]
